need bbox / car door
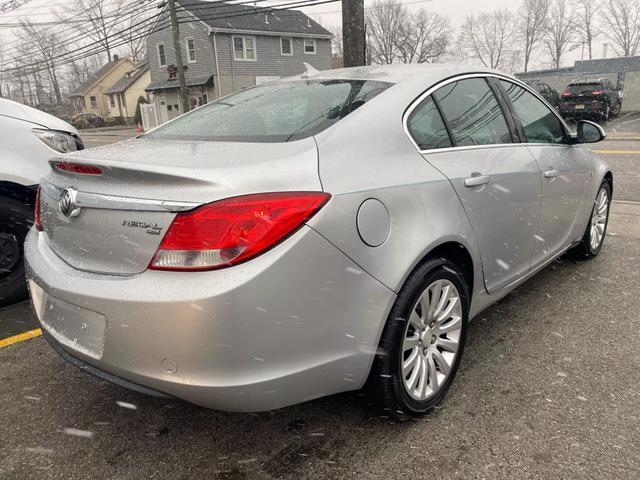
[498,79,591,267]
[406,76,542,293]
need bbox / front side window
[500,80,567,144]
[157,43,166,67]
[90,96,97,108]
[233,36,256,61]
[148,79,391,143]
[407,96,452,150]
[433,78,512,147]
[304,39,316,54]
[186,37,196,63]
[281,37,292,55]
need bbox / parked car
[525,80,561,109]
[72,112,105,128]
[0,98,83,306]
[559,79,622,121]
[26,65,612,415]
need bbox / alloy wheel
[401,279,463,401]
[590,188,609,251]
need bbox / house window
[109,95,115,108]
[186,37,196,63]
[90,96,97,108]
[304,39,316,54]
[233,35,256,61]
[281,37,292,56]
[157,43,167,67]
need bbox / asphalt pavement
[1,116,639,479]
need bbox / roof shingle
[177,0,332,36]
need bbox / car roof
[305,64,509,85]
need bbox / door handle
[544,169,560,178]
[464,175,491,187]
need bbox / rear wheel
[611,101,622,117]
[570,181,611,259]
[371,258,469,417]
[0,197,32,306]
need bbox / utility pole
[168,0,190,113]
[342,0,365,67]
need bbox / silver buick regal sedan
[25,65,612,415]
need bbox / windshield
[147,79,392,143]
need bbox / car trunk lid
[39,137,322,275]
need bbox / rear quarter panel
[308,83,484,304]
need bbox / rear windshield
[147,79,392,143]
[568,83,604,94]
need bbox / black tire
[570,181,611,260]
[0,197,33,307]
[611,101,622,117]
[371,258,470,417]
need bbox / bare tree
[520,0,550,72]
[366,0,408,64]
[18,20,64,104]
[59,0,129,62]
[601,0,640,56]
[395,9,452,63]
[544,0,578,69]
[329,25,344,56]
[574,0,600,59]
[458,9,521,70]
[115,5,153,63]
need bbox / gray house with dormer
[146,0,332,122]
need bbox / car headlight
[33,129,82,153]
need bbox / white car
[0,98,84,306]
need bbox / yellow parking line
[592,149,640,155]
[0,328,42,349]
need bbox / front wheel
[371,258,469,417]
[0,197,32,306]
[570,181,611,259]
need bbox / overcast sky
[0,0,615,72]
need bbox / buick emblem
[59,187,81,218]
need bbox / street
[1,120,639,479]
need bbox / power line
[1,0,338,79]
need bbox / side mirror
[575,120,606,144]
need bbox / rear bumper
[559,103,606,117]
[25,227,395,412]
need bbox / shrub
[133,96,149,126]
[74,118,89,129]
[105,115,117,127]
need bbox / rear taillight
[34,186,43,232]
[54,162,102,175]
[562,90,572,97]
[592,90,605,95]
[149,192,331,271]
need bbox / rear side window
[500,80,566,144]
[433,78,513,147]
[407,96,452,150]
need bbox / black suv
[525,80,561,109]
[559,79,622,121]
